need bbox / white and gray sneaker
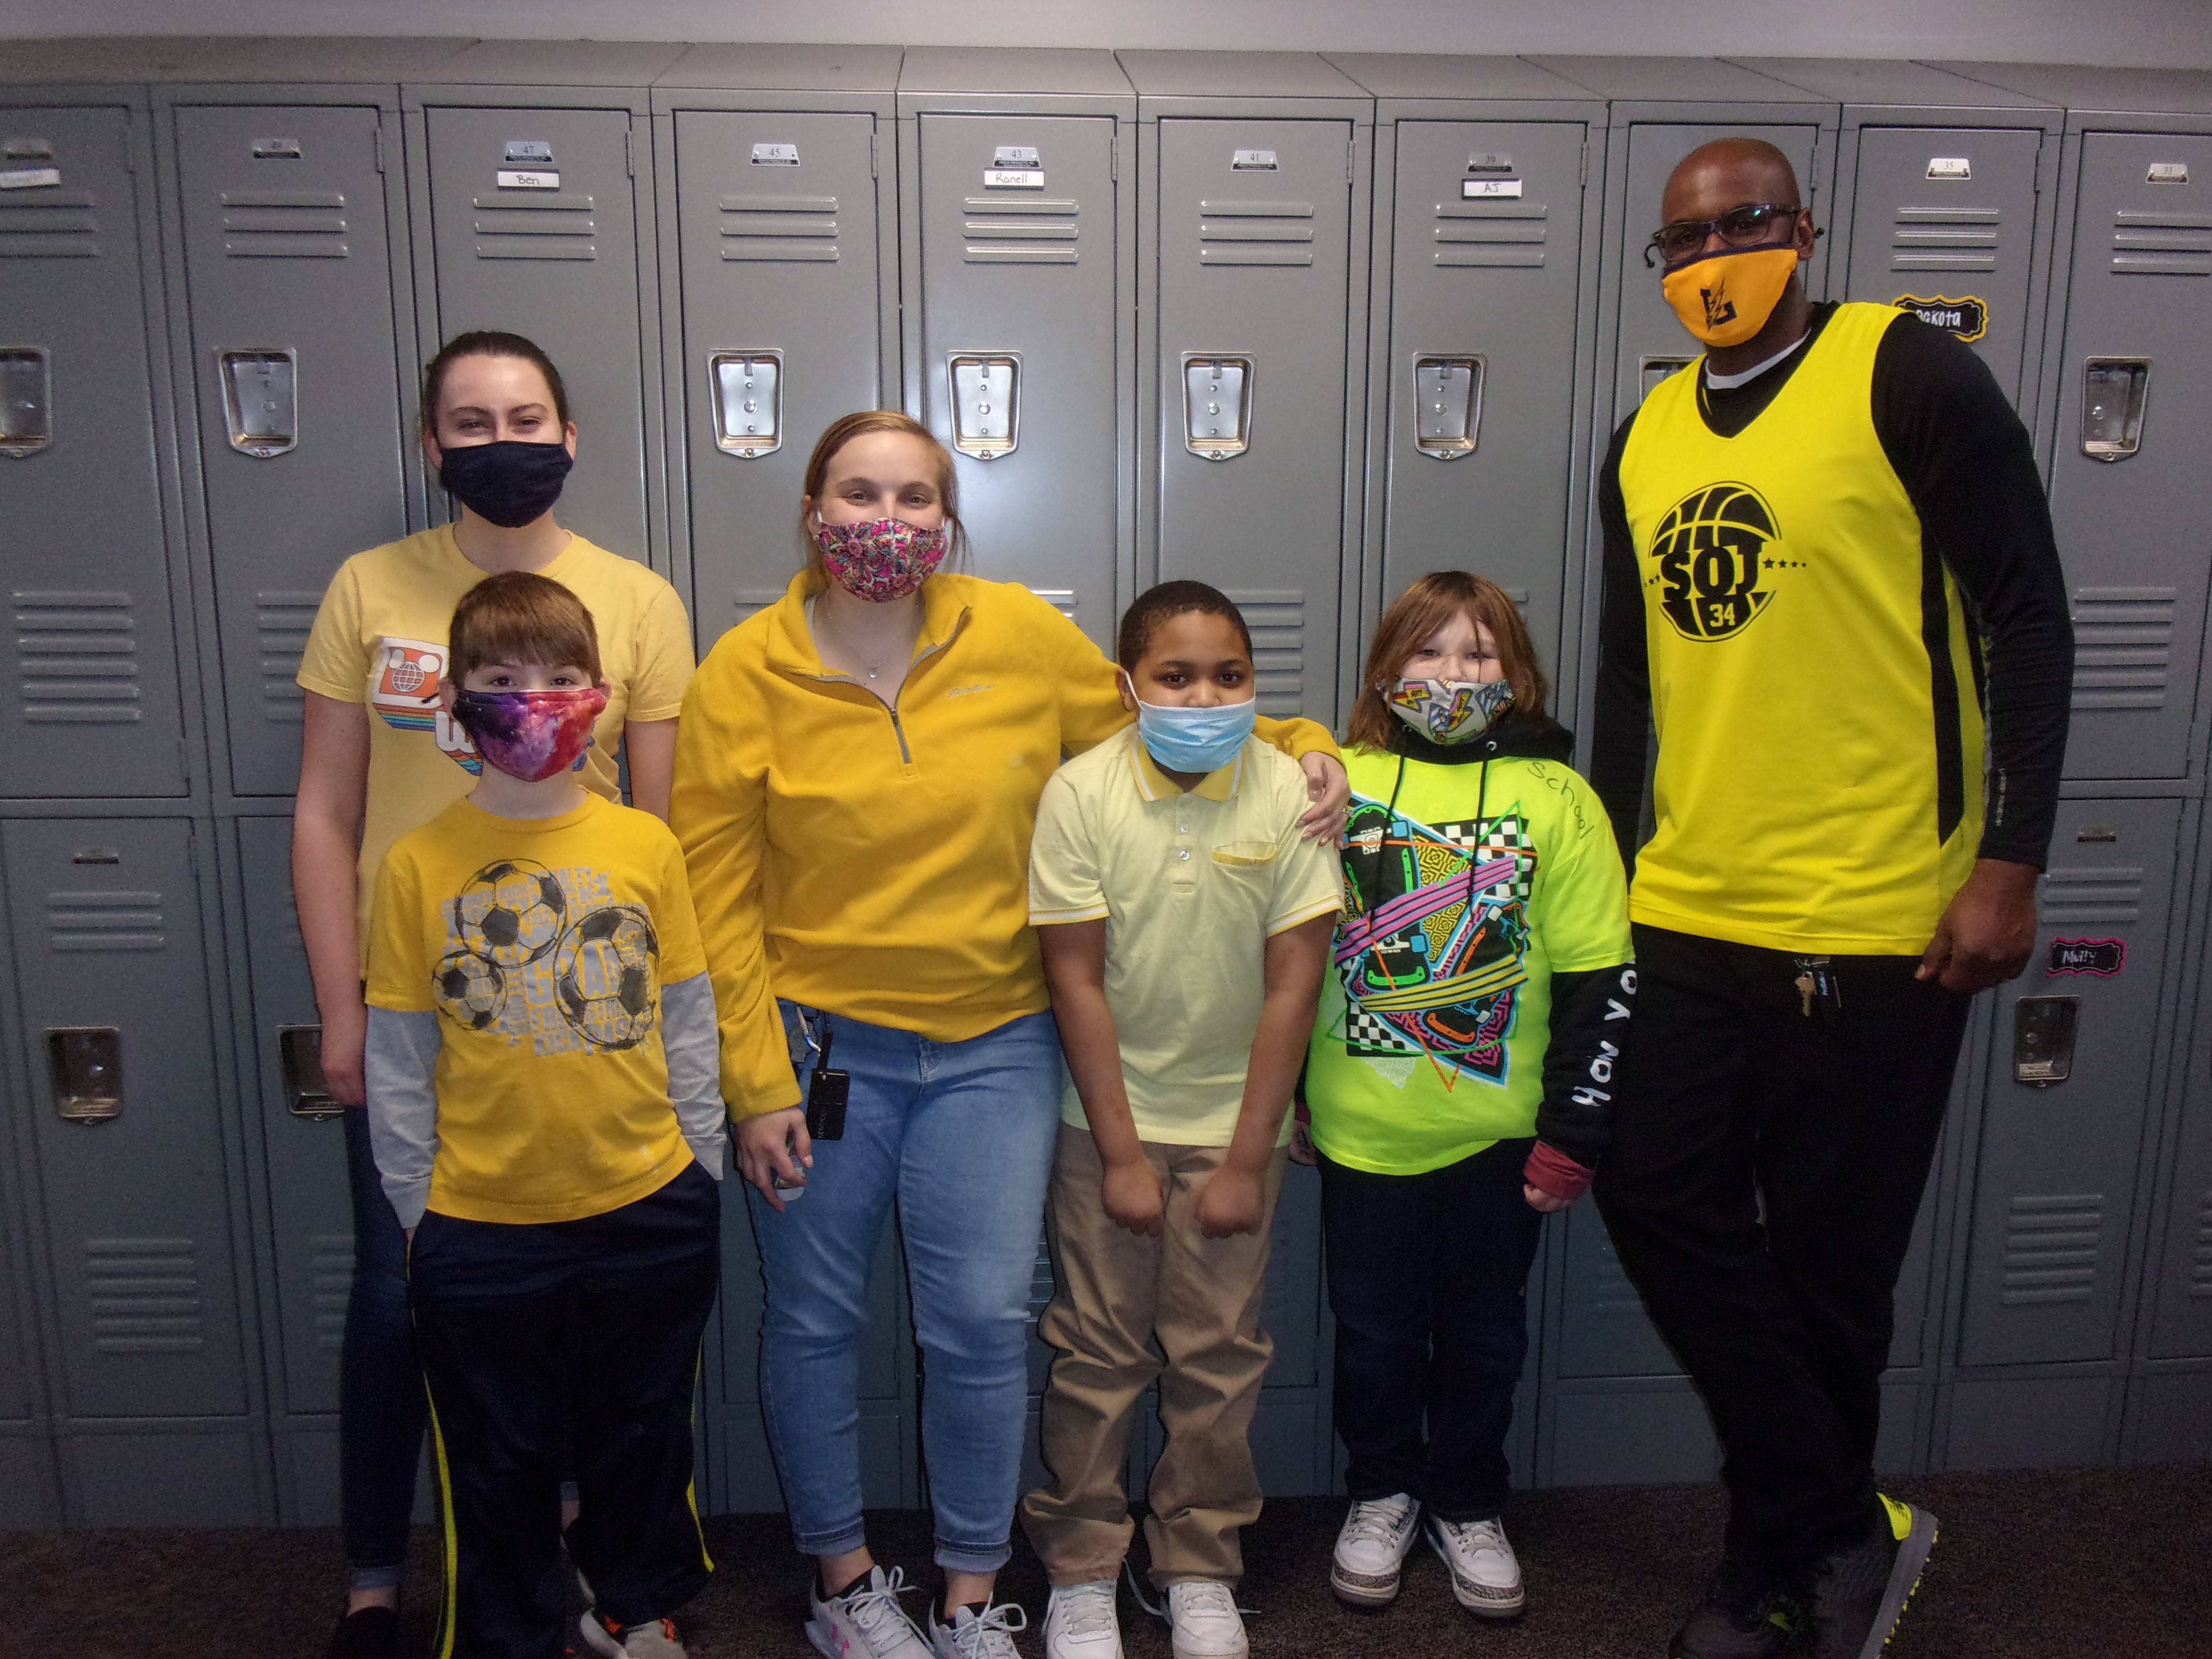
[1163,1580,1249,1659]
[1043,1579,1123,1659]
[1330,1492,1421,1606]
[807,1564,935,1659]
[1426,1514,1524,1619]
[928,1599,1028,1659]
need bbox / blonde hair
[1347,571,1548,750]
[797,411,969,585]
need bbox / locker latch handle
[1639,355,1695,405]
[0,346,52,458]
[218,348,299,459]
[1182,354,1253,462]
[48,1026,121,1123]
[949,354,1020,460]
[279,1024,342,1121]
[710,349,782,458]
[1413,355,1485,460]
[2081,358,2149,462]
[2012,995,2079,1087]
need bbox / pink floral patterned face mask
[814,517,948,601]
[448,686,608,781]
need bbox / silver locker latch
[279,1025,342,1121]
[1412,355,1485,459]
[2013,995,2079,1086]
[1639,355,1695,404]
[218,349,298,458]
[709,350,783,458]
[1182,355,1254,461]
[48,1026,121,1123]
[948,355,1020,459]
[0,346,51,457]
[2081,358,2149,462]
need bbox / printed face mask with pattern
[1385,677,1514,745]
[815,517,948,601]
[448,686,608,781]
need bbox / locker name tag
[984,168,1044,189]
[0,166,60,190]
[1925,156,1972,180]
[2149,161,2189,183]
[1231,149,1278,170]
[2048,938,2125,978]
[496,168,561,190]
[1894,293,1988,343]
[751,143,800,165]
[1462,178,1523,199]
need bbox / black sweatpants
[410,1160,720,1659]
[1593,925,1969,1570]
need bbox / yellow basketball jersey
[1616,302,1984,954]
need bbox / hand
[1101,1156,1166,1237]
[1919,858,2040,995]
[1194,1165,1266,1238]
[1523,1183,1571,1214]
[736,1107,813,1210]
[318,998,368,1107]
[1296,752,1350,844]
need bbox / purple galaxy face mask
[448,686,608,781]
[814,517,948,601]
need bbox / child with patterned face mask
[1307,572,1636,1626]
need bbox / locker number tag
[0,167,60,190]
[497,168,561,190]
[1462,178,1523,199]
[2047,938,2125,978]
[985,168,1043,189]
[1925,156,1972,180]
[1231,149,1278,170]
[2149,162,2189,183]
[751,143,801,166]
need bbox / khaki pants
[1020,1122,1288,1587]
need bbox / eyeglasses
[1644,203,1804,267]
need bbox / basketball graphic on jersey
[1647,482,1786,641]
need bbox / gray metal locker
[0,1179,59,1527]
[653,47,903,638]
[1123,51,1373,726]
[0,100,192,799]
[898,48,1136,651]
[167,99,415,798]
[1327,55,1607,702]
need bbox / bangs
[448,571,602,682]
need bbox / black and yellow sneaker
[1801,1494,1938,1659]
[1667,1549,1797,1659]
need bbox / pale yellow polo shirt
[1029,725,1343,1145]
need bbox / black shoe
[328,1606,400,1659]
[1801,1496,1938,1659]
[1667,1549,1798,1659]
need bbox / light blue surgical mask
[1125,673,1258,775]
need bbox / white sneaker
[1426,1514,1524,1619]
[1163,1581,1248,1659]
[577,1612,685,1659]
[808,1564,935,1659]
[928,1599,1028,1659]
[1330,1492,1421,1606]
[1044,1579,1123,1659]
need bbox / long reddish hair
[1346,571,1548,750]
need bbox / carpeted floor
[2,1466,2207,1656]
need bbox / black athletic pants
[1593,925,1970,1571]
[410,1160,720,1659]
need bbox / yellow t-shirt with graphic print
[297,524,696,960]
[365,793,709,1225]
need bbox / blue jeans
[341,1105,427,1587]
[749,1003,1062,1574]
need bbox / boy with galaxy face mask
[363,571,726,1659]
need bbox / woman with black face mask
[291,331,699,1659]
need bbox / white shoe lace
[944,1601,1028,1659]
[1341,1493,1418,1550]
[1166,1580,1244,1632]
[1436,1516,1509,1556]
[841,1567,926,1655]
[1049,1581,1119,1641]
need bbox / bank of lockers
[6,46,2212,1532]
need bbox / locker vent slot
[1199,198,1313,268]
[733,588,786,622]
[1433,200,1547,268]
[46,889,165,952]
[1225,589,1305,713]
[469,193,596,262]
[966,196,1077,265]
[2192,1190,2212,1298]
[218,190,348,259]
[1890,204,1999,272]
[721,192,840,263]
[2037,866,2142,926]
[312,1233,352,1349]
[1998,1194,2102,1305]
[2069,586,2174,709]
[1027,589,1079,621]
[257,589,321,722]
[85,1237,204,1352]
[1594,1249,1647,1315]
[12,589,141,725]
[0,188,99,258]
[2110,209,2212,276]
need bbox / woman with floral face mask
[292,331,697,1659]
[669,411,1349,1659]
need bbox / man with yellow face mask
[1588,139,2074,1659]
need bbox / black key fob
[806,1064,849,1142]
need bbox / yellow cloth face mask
[1661,244,1801,348]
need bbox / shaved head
[1663,137,1803,225]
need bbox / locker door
[1380,120,1588,663]
[916,112,1120,646]
[2148,1043,2212,1359]
[1609,122,1822,423]
[1843,126,2044,406]
[423,106,650,562]
[2047,131,2212,782]
[675,109,886,632]
[1959,797,2182,1365]
[0,106,187,797]
[2,817,245,1418]
[173,104,411,797]
[1155,117,1354,720]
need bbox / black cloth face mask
[436,439,574,529]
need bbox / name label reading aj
[1462,178,1524,199]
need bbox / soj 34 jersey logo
[1647,481,1797,641]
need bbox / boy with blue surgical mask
[1019,582,1342,1659]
